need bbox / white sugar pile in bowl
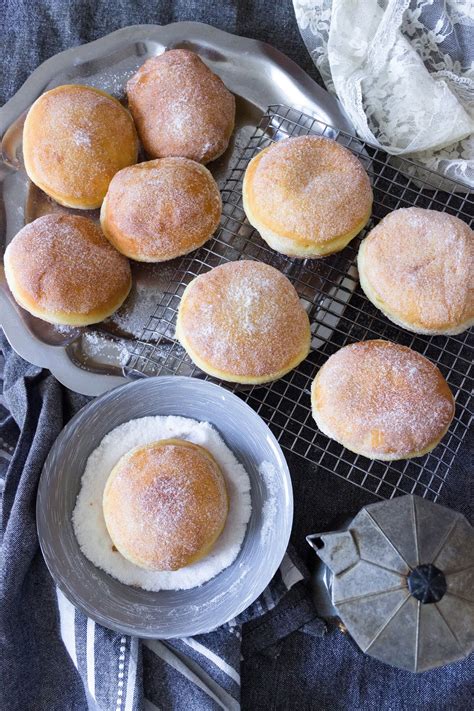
[72,415,252,591]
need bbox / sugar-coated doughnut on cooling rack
[125,105,473,503]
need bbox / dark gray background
[1,2,472,708]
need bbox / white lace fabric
[293,0,474,188]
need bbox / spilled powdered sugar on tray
[73,416,254,590]
[75,264,177,368]
[107,264,176,338]
[81,332,130,367]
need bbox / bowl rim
[37,375,294,637]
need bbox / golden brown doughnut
[358,207,474,335]
[103,439,228,571]
[4,214,132,326]
[23,84,138,209]
[176,260,311,384]
[311,340,455,460]
[126,49,235,164]
[243,135,373,258]
[100,157,222,262]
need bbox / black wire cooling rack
[124,105,473,502]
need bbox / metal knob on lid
[307,495,474,672]
[407,564,447,604]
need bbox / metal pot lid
[307,495,474,672]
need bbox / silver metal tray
[0,21,352,396]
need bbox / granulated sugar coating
[127,49,235,164]
[72,416,252,590]
[176,260,311,382]
[311,340,455,460]
[359,207,474,333]
[103,440,228,571]
[23,84,137,208]
[245,135,373,245]
[101,157,221,261]
[4,214,131,320]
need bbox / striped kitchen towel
[56,549,314,711]
[0,332,319,711]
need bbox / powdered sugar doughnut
[100,157,222,262]
[127,49,235,164]
[311,340,455,460]
[23,84,138,209]
[103,439,228,571]
[358,207,474,335]
[73,415,251,591]
[243,135,373,258]
[176,260,311,384]
[4,214,131,326]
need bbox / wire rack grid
[125,105,473,502]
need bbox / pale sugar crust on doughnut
[176,260,311,384]
[242,135,373,258]
[103,439,228,571]
[23,84,138,209]
[4,214,131,326]
[358,207,474,335]
[100,157,222,262]
[127,49,235,164]
[311,340,455,461]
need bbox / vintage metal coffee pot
[307,495,474,672]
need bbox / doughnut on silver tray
[0,21,353,395]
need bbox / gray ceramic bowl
[37,376,293,638]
